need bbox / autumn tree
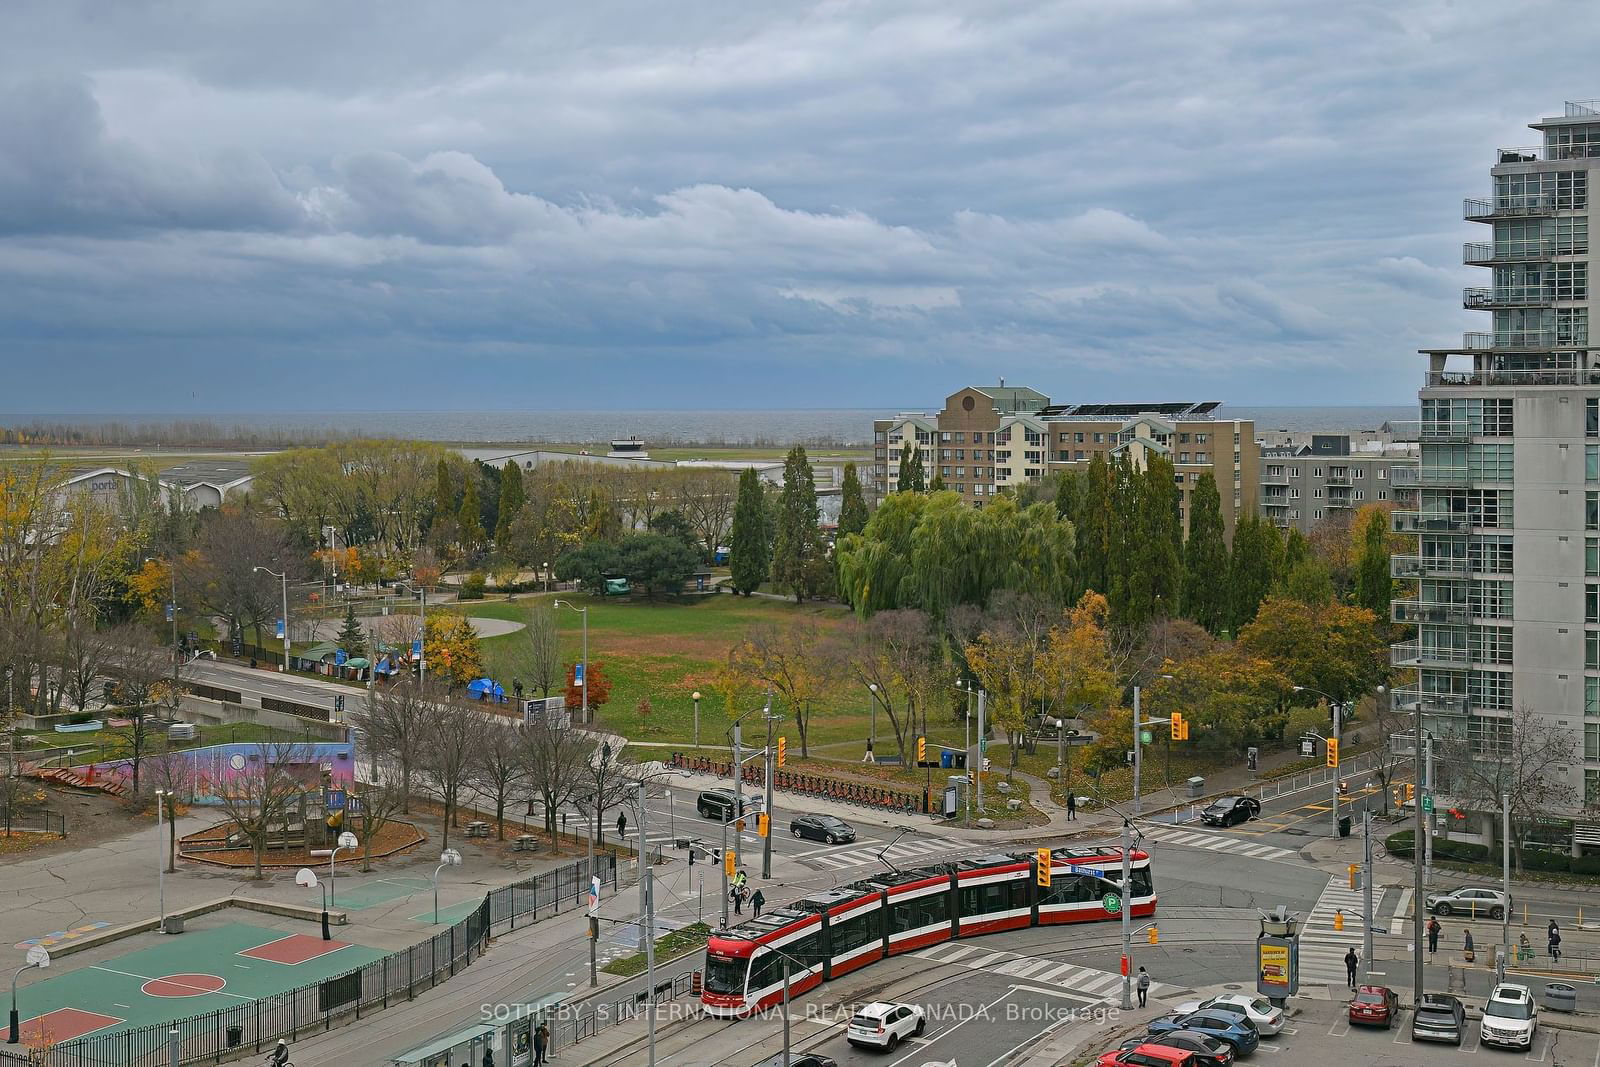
[732,620,831,757]
[1148,648,1292,756]
[423,613,483,689]
[1353,507,1394,622]
[564,660,612,719]
[1237,595,1386,708]
[1040,592,1119,727]
[1180,472,1229,633]
[966,593,1058,778]
[837,463,869,538]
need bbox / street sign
[1139,729,1153,744]
[1299,739,1314,757]
[1422,794,1434,813]
[1102,893,1121,915]
[978,738,987,755]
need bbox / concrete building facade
[1258,434,1419,535]
[1400,100,1600,810]
[873,385,1258,538]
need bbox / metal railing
[1463,286,1557,309]
[1497,143,1600,163]
[1419,465,1472,486]
[546,968,700,1058]
[1389,688,1472,716]
[1254,753,1413,806]
[1392,511,1469,535]
[1417,421,1470,441]
[0,855,619,1067]
[1464,241,1557,265]
[1428,368,1600,388]
[1463,195,1558,220]
[1390,642,1472,668]
[1392,598,1469,626]
[670,752,930,814]
[1391,555,1469,579]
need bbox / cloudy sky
[1,0,1594,413]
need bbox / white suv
[1481,983,1537,1050]
[846,1001,927,1051]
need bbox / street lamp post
[253,566,291,672]
[866,683,879,759]
[329,831,358,906]
[554,600,589,724]
[155,789,170,932]
[432,848,463,924]
[1130,675,1173,816]
[394,582,428,687]
[692,691,702,749]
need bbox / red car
[1349,985,1401,1028]
[1099,1045,1196,1067]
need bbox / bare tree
[54,615,121,715]
[146,739,198,872]
[473,723,526,841]
[573,736,638,848]
[353,676,436,812]
[420,699,490,850]
[731,620,831,758]
[506,608,562,698]
[353,767,410,872]
[213,742,317,880]
[183,508,300,649]
[1443,703,1580,871]
[522,719,590,847]
[829,610,940,764]
[107,624,187,794]
[675,470,738,563]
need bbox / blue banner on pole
[275,618,285,640]
[165,603,175,622]
[575,662,585,687]
[412,639,422,657]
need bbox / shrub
[1519,848,1572,873]
[1570,854,1600,876]
[458,572,486,600]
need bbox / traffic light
[777,736,787,768]
[724,850,737,877]
[1348,863,1360,890]
[1170,712,1188,741]
[1148,924,1159,945]
[1036,847,1051,888]
[757,813,770,838]
[334,694,345,718]
[917,736,927,763]
[1326,737,1339,768]
[1246,746,1259,771]
[1405,782,1416,803]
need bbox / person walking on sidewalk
[1427,916,1441,955]
[1066,793,1077,821]
[532,1022,548,1066]
[731,884,744,915]
[1548,920,1562,962]
[1344,947,1358,987]
[1136,967,1151,1007]
[1463,929,1475,963]
[617,810,628,839]
[751,887,765,918]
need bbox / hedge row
[1385,829,1600,875]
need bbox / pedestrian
[617,810,628,839]
[732,885,743,915]
[1344,947,1358,987]
[751,888,765,918]
[483,1044,494,1067]
[1066,793,1077,821]
[1549,923,1562,962]
[863,739,876,764]
[1136,966,1150,1008]
[1463,929,1475,963]
[533,1022,549,1066]
[1426,917,1441,955]
[735,868,748,891]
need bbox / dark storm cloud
[0,0,1596,409]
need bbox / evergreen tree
[897,441,926,492]
[929,470,946,491]
[1107,457,1140,624]
[1353,508,1393,620]
[335,602,368,657]
[1283,526,1312,574]
[433,458,456,526]
[1227,513,1284,629]
[1075,454,1113,596]
[458,476,485,548]
[474,460,501,538]
[494,461,524,545]
[728,467,771,595]
[771,446,827,602]
[1142,453,1183,620]
[1181,471,1229,632]
[837,463,869,538]
[1053,470,1079,521]
[1284,558,1335,606]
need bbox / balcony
[1391,555,1470,579]
[1464,195,1558,221]
[1325,472,1352,486]
[1496,143,1600,164]
[1419,465,1471,487]
[1464,241,1557,265]
[1391,642,1472,668]
[1393,511,1469,535]
[1463,287,1556,309]
[1389,687,1471,716]
[1392,598,1470,626]
[1261,472,1289,486]
[1427,368,1600,388]
[1417,421,1470,442]
[1462,329,1585,352]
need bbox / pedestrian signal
[777,736,787,768]
[917,736,927,762]
[757,813,770,838]
[724,850,736,877]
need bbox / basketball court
[11,923,386,1045]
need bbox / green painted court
[331,875,432,910]
[13,923,386,1045]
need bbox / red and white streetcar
[700,845,1155,1017]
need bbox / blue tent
[467,677,507,703]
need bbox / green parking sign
[1422,795,1434,813]
[1103,893,1121,915]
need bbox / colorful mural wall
[70,741,355,805]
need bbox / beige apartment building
[873,384,1258,539]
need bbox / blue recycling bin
[941,749,954,768]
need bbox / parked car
[1118,1029,1234,1067]
[1481,983,1538,1050]
[1410,992,1466,1045]
[1199,796,1261,828]
[1171,995,1283,1036]
[1348,985,1400,1028]
[696,789,760,821]
[751,1056,837,1067]
[1097,1045,1195,1067]
[846,1002,926,1051]
[1147,1010,1259,1056]
[790,814,857,844]
[1424,885,1509,919]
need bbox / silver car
[1425,885,1509,919]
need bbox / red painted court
[19,1007,123,1045]
[140,973,229,998]
[238,933,353,965]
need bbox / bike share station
[390,994,564,1067]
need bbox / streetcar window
[1131,867,1154,898]
[829,910,878,956]
[1041,874,1101,906]
[959,880,1022,917]
[891,894,946,933]
[703,954,748,995]
[748,950,783,992]
[790,928,825,970]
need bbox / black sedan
[1119,1029,1235,1067]
[1200,795,1261,827]
[752,1056,836,1067]
[790,814,857,844]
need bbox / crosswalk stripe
[1143,827,1297,862]
[1031,962,1080,985]
[910,946,1179,1001]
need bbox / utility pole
[637,779,649,954]
[1131,686,1143,816]
[1501,792,1512,969]
[1411,695,1425,1005]
[1362,810,1374,976]
[763,698,777,880]
[976,689,986,818]
[1119,818,1133,1010]
[1330,702,1342,839]
[639,782,657,1067]
[1423,733,1435,886]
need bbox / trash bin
[953,751,967,769]
[1187,776,1205,797]
[226,1025,243,1048]
[1545,983,1577,1013]
[1338,816,1352,838]
[940,749,953,769]
[162,915,185,935]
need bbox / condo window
[1589,445,1599,481]
[1589,398,1599,438]
[1075,451,1085,461]
[1196,452,1208,463]
[1075,432,1085,443]
[1589,676,1600,718]
[1590,587,1599,625]
[1589,491,1599,531]
[956,449,965,460]
[1590,539,1599,577]
[1379,490,1388,500]
[1093,433,1104,443]
[1196,433,1208,443]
